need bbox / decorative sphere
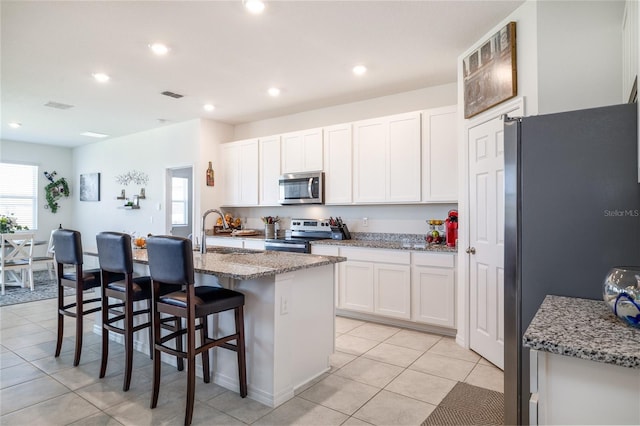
[603,267,640,328]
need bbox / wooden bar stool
[146,235,247,426]
[96,231,162,391]
[52,229,102,366]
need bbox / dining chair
[31,229,56,280]
[146,235,247,426]
[95,231,177,391]
[53,228,102,366]
[0,232,35,295]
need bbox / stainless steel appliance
[504,103,640,425]
[278,172,324,205]
[264,218,332,253]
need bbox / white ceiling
[1,0,524,148]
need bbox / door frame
[164,165,195,238]
[456,97,524,350]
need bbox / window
[0,163,38,229]
[171,177,189,225]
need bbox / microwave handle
[308,178,314,198]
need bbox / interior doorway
[166,166,193,239]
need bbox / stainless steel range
[264,218,332,253]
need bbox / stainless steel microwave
[278,171,324,205]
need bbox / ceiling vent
[44,101,74,110]
[161,91,184,99]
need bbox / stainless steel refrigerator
[503,103,640,425]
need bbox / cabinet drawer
[412,252,455,268]
[340,247,410,264]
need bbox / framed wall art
[463,21,517,119]
[80,173,100,201]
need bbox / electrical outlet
[363,217,368,227]
[149,216,153,224]
[280,296,289,315]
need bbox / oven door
[264,239,310,253]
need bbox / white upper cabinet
[353,112,421,203]
[281,128,323,173]
[323,123,353,204]
[259,135,281,206]
[422,105,458,202]
[222,139,259,206]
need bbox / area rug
[0,270,81,307]
[422,382,504,426]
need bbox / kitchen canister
[602,266,640,328]
[264,223,275,239]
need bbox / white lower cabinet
[333,247,456,328]
[411,252,456,327]
[206,236,264,250]
[374,263,411,319]
[311,245,340,306]
[338,247,411,320]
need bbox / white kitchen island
[86,247,346,408]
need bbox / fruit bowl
[602,266,640,328]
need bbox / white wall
[233,83,457,140]
[72,118,233,247]
[537,0,625,114]
[0,139,73,243]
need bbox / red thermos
[445,210,458,247]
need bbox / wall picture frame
[80,173,100,201]
[463,21,517,119]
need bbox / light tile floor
[0,298,503,425]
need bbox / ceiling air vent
[44,101,74,110]
[161,91,184,99]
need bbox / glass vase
[602,266,640,328]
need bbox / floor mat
[422,382,504,426]
[0,270,80,306]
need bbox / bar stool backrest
[53,229,84,265]
[146,235,194,286]
[96,232,133,274]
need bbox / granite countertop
[125,248,346,281]
[207,231,457,253]
[523,295,640,369]
[310,232,457,253]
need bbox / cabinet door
[239,140,259,205]
[374,264,411,319]
[281,128,323,173]
[243,239,265,250]
[222,143,240,205]
[422,106,458,202]
[353,118,386,202]
[387,112,421,202]
[339,260,374,313]
[324,124,352,204]
[259,136,281,205]
[411,266,455,328]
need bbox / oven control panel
[290,218,330,232]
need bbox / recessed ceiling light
[92,73,110,83]
[8,122,21,129]
[244,0,265,14]
[81,131,109,138]
[149,43,170,56]
[203,104,215,112]
[268,87,281,97]
[352,65,367,76]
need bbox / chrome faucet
[200,209,228,254]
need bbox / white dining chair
[31,229,56,279]
[0,232,35,295]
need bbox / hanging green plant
[44,171,70,213]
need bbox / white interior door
[467,102,522,370]
[468,116,506,369]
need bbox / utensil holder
[265,224,275,239]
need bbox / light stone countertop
[128,248,346,281]
[523,295,640,369]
